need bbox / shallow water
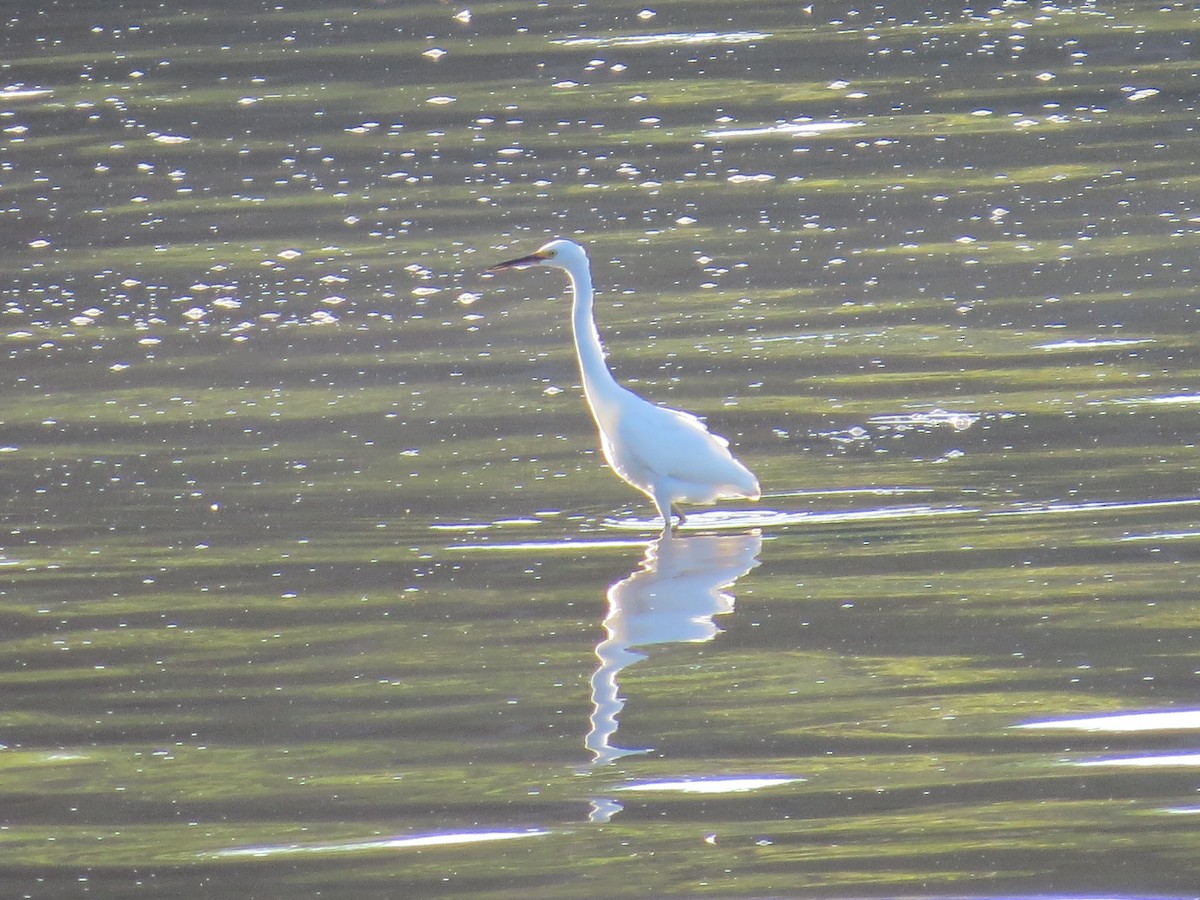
[2,0,1200,896]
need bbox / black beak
[485,252,544,274]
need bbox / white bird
[486,238,760,533]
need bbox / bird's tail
[731,462,761,500]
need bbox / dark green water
[2,0,1200,896]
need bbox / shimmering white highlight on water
[991,497,1200,518]
[457,538,649,552]
[1114,393,1200,406]
[553,31,771,48]
[0,88,52,99]
[869,408,979,430]
[605,504,976,531]
[212,829,550,858]
[1120,530,1200,543]
[614,776,802,794]
[705,120,864,139]
[1037,338,1155,350]
[1016,710,1200,732]
[1075,754,1200,767]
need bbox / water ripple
[989,497,1200,518]
[614,775,802,794]
[1037,338,1155,351]
[605,504,977,531]
[705,120,864,139]
[1015,709,1200,732]
[211,828,550,858]
[554,31,771,49]
[1113,393,1200,406]
[1075,753,1200,768]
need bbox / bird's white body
[488,239,760,532]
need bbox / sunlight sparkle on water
[1120,530,1200,542]
[553,31,770,48]
[1075,754,1200,768]
[1016,710,1200,732]
[868,409,979,431]
[704,120,864,139]
[614,776,802,794]
[605,504,976,531]
[213,829,550,858]
[992,497,1200,518]
[457,539,648,552]
[1037,338,1155,351]
[1114,393,1200,406]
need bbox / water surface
[2,0,1200,896]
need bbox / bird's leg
[653,492,675,535]
[671,504,687,527]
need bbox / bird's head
[486,238,587,274]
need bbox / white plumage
[487,239,760,533]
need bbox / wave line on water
[613,775,803,794]
[705,120,864,139]
[1112,392,1200,406]
[1075,753,1200,768]
[1014,709,1200,732]
[210,828,551,858]
[1120,530,1200,542]
[454,538,650,552]
[868,408,979,430]
[553,31,771,49]
[763,486,935,499]
[430,518,544,531]
[989,496,1200,518]
[0,88,52,99]
[1037,337,1155,351]
[605,504,977,531]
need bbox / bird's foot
[655,499,685,535]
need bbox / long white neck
[566,261,620,411]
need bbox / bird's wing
[611,399,755,493]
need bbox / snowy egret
[486,239,760,533]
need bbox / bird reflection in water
[586,530,763,768]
